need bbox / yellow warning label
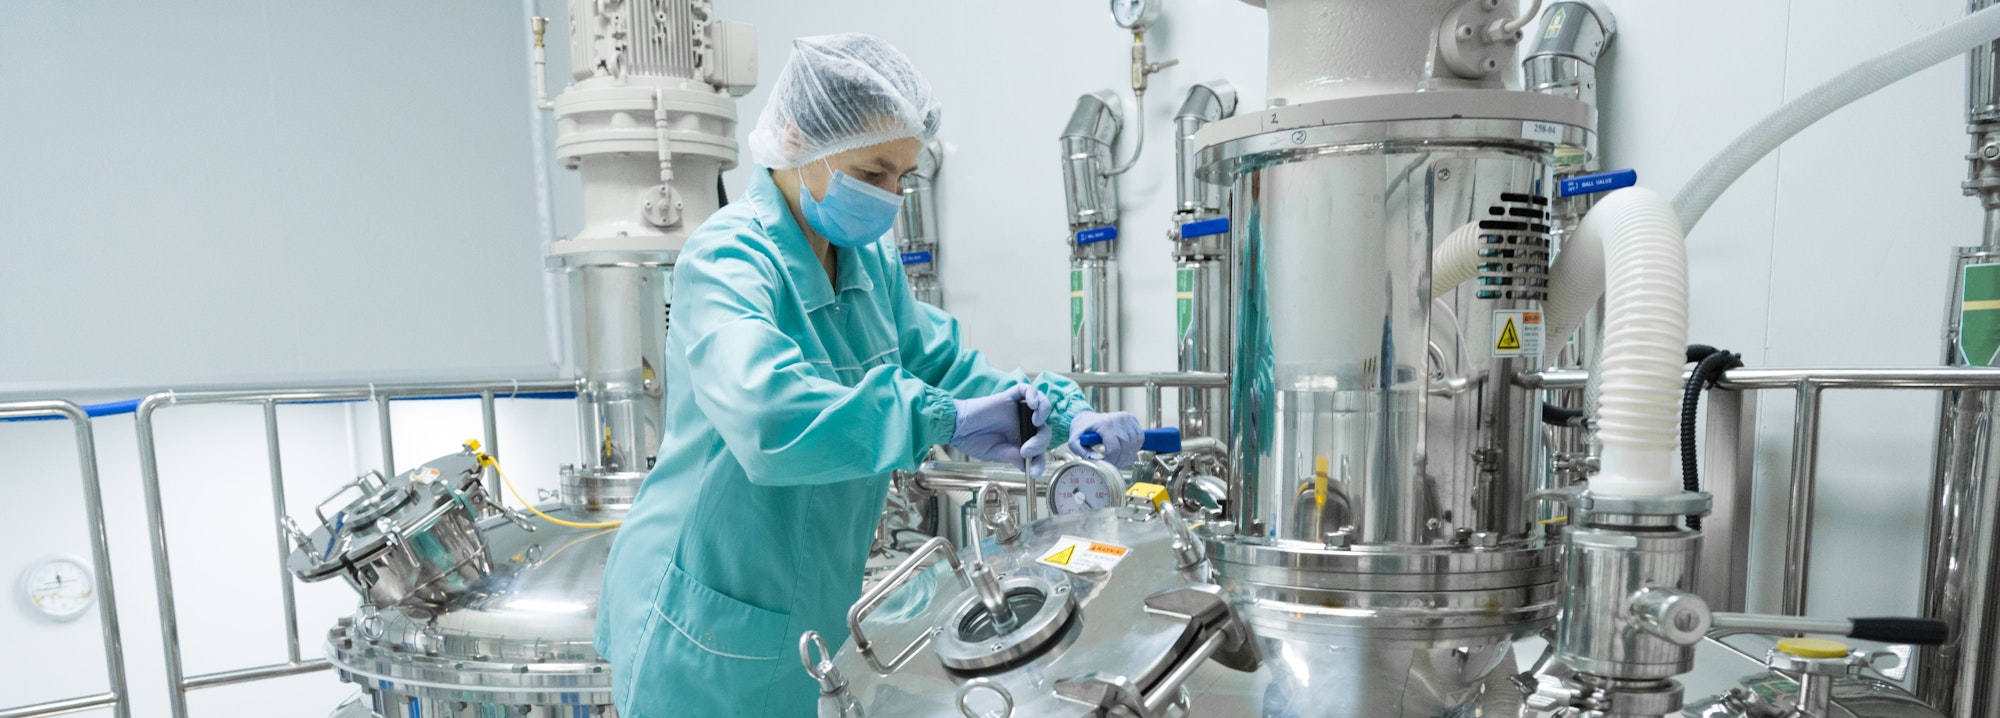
[1044,545,1076,566]
[1036,535,1133,574]
[1496,318,1522,351]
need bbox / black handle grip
[1849,617,1951,646]
[1015,400,1037,444]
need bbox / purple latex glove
[1065,410,1144,468]
[950,385,1053,477]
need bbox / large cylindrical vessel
[1194,88,1589,716]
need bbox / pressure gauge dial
[20,555,94,622]
[1110,0,1161,30]
[1048,459,1125,515]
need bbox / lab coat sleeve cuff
[921,386,958,449]
[1047,394,1086,448]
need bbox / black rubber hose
[1680,345,1743,530]
[1542,403,1587,428]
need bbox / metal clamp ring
[956,680,1015,718]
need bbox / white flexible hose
[1541,227,1605,361]
[1579,188,1687,497]
[1673,3,2000,231]
[1429,222,1485,300]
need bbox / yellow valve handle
[1775,637,1851,659]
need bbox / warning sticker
[1492,310,1544,358]
[1036,535,1132,575]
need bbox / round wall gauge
[20,555,95,622]
[1110,0,1162,30]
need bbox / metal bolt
[1483,58,1500,72]
[1436,169,1451,182]
[1457,24,1475,39]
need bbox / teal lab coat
[595,168,1088,717]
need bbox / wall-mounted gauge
[1048,459,1126,515]
[1110,0,1162,30]
[19,555,94,622]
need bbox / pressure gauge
[1110,0,1161,30]
[1048,459,1125,515]
[19,555,94,622]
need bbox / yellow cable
[465,440,622,529]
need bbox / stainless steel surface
[1211,109,1576,548]
[1174,82,1236,219]
[0,401,129,718]
[1785,381,1823,617]
[567,261,669,476]
[322,504,619,713]
[813,508,1258,718]
[1682,634,1944,718]
[1062,91,1122,231]
[1697,390,1757,613]
[375,394,394,475]
[1067,370,1230,388]
[288,453,495,609]
[1557,528,1703,679]
[133,379,577,718]
[1175,256,1233,439]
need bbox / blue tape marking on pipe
[1179,217,1230,239]
[900,250,934,265]
[1075,226,1119,245]
[1559,169,1639,198]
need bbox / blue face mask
[800,159,903,248]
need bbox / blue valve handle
[1077,427,1183,454]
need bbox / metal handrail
[1531,366,2000,616]
[1067,371,1229,428]
[0,401,130,718]
[134,378,581,718]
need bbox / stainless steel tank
[801,487,1261,717]
[1192,89,1591,717]
[289,450,630,717]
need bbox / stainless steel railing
[133,379,580,718]
[0,401,130,718]
[1532,366,2000,616]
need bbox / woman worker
[594,33,1145,716]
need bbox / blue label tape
[1075,226,1119,245]
[900,250,934,265]
[1179,217,1231,239]
[1559,169,1638,198]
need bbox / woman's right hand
[949,385,1052,476]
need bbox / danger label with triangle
[1490,310,1542,358]
[1036,535,1133,574]
[1496,318,1522,351]
[1043,545,1076,566]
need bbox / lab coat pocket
[653,562,793,662]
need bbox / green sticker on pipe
[1070,268,1084,337]
[1176,268,1194,341]
[1962,263,2000,367]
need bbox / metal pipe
[912,461,1042,520]
[1784,381,1823,616]
[262,401,302,664]
[181,659,329,690]
[0,401,128,718]
[1142,631,1226,715]
[0,693,119,718]
[1530,367,2000,390]
[1066,371,1230,388]
[135,395,190,718]
[375,394,395,475]
[1711,612,1854,637]
[480,390,501,506]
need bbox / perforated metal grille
[1474,192,1552,301]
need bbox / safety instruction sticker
[1492,310,1544,358]
[1036,535,1132,575]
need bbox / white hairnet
[747,34,942,170]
